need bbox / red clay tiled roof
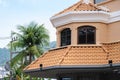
[102,41,120,64]
[24,41,120,71]
[54,0,110,17]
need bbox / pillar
[56,31,60,47]
[71,27,77,45]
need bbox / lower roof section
[24,41,120,78]
[24,64,120,78]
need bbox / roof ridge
[49,46,67,51]
[74,1,82,11]
[58,46,72,65]
[102,41,120,44]
[81,0,92,4]
[53,1,81,16]
[52,0,110,17]
[101,46,109,60]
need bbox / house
[24,0,120,80]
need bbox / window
[61,28,71,46]
[94,0,105,4]
[78,26,96,44]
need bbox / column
[71,27,77,45]
[56,31,60,47]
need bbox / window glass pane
[78,28,86,44]
[95,0,105,3]
[78,26,96,44]
[86,27,95,44]
[61,28,71,46]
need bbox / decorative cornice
[50,11,120,27]
[109,11,120,23]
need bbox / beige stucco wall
[98,0,120,12]
[108,21,120,42]
[53,0,120,48]
[56,22,108,47]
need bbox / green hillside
[0,41,56,66]
[0,48,10,66]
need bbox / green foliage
[8,22,49,79]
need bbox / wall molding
[50,11,120,27]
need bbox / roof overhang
[50,11,120,27]
[24,64,120,78]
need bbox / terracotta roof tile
[24,47,68,70]
[61,46,108,65]
[103,41,120,64]
[24,41,120,71]
[54,0,109,17]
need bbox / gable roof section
[54,0,110,17]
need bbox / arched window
[78,26,96,44]
[61,28,71,46]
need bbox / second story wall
[56,22,108,47]
[108,21,120,42]
[98,0,120,12]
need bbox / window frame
[61,28,71,46]
[77,26,96,44]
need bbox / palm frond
[8,22,50,79]
[11,50,26,67]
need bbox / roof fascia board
[24,63,120,73]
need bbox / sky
[0,0,79,48]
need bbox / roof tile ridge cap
[101,45,109,53]
[74,0,82,11]
[101,41,120,44]
[53,1,81,17]
[58,46,72,65]
[101,45,109,60]
[23,51,48,70]
[89,3,100,10]
[49,46,67,51]
[38,51,49,58]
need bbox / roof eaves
[24,63,120,73]
[23,51,49,70]
[49,46,67,51]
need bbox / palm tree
[8,22,49,79]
